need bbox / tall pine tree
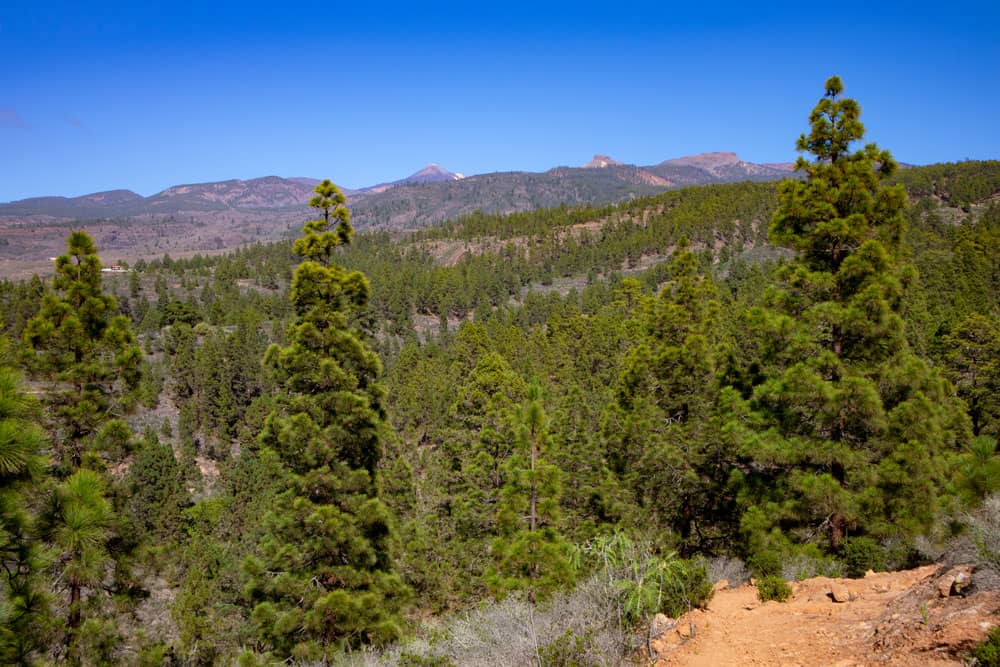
[489,383,574,602]
[19,232,142,655]
[730,77,970,561]
[243,180,408,661]
[610,242,733,552]
[22,231,142,472]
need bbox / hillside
[1,152,998,665]
[0,152,797,276]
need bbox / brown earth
[650,565,1000,666]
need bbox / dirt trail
[652,565,1000,666]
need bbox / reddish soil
[651,565,1000,666]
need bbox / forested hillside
[0,153,795,278]
[1,79,999,665]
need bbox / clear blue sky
[2,1,998,201]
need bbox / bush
[341,534,715,666]
[696,555,748,585]
[538,629,600,667]
[780,545,845,581]
[747,549,783,578]
[660,559,714,619]
[971,625,1000,666]
[398,652,456,667]
[756,576,793,603]
[358,577,629,666]
[968,494,1000,571]
[840,537,887,578]
[74,618,122,666]
[621,556,714,624]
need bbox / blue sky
[2,1,998,201]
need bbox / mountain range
[0,152,796,275]
[0,152,793,222]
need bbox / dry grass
[327,575,630,666]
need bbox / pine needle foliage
[39,468,114,648]
[731,77,971,558]
[489,383,574,602]
[243,180,408,661]
[0,349,49,664]
[22,230,142,472]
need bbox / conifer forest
[2,78,1000,665]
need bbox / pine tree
[19,232,142,655]
[22,231,142,472]
[609,242,733,552]
[243,180,408,660]
[39,469,113,647]
[731,77,971,558]
[126,429,188,541]
[0,347,50,664]
[489,383,574,602]
[447,351,527,541]
[943,313,1000,437]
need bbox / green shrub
[971,625,1000,666]
[747,549,783,578]
[619,554,714,628]
[137,643,172,667]
[840,537,887,578]
[756,575,793,602]
[538,629,599,667]
[74,618,122,666]
[661,560,715,618]
[780,548,845,581]
[398,652,457,667]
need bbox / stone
[650,612,676,637]
[831,584,851,603]
[676,622,694,639]
[713,578,730,592]
[953,570,972,595]
[938,565,975,597]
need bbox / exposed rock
[650,612,676,637]
[676,621,695,639]
[713,578,730,592]
[831,584,851,603]
[954,570,972,594]
[938,565,975,597]
[582,154,624,168]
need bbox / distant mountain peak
[583,154,624,169]
[413,163,444,175]
[358,163,464,195]
[408,163,464,181]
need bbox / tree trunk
[68,580,81,632]
[830,512,846,549]
[529,427,537,533]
